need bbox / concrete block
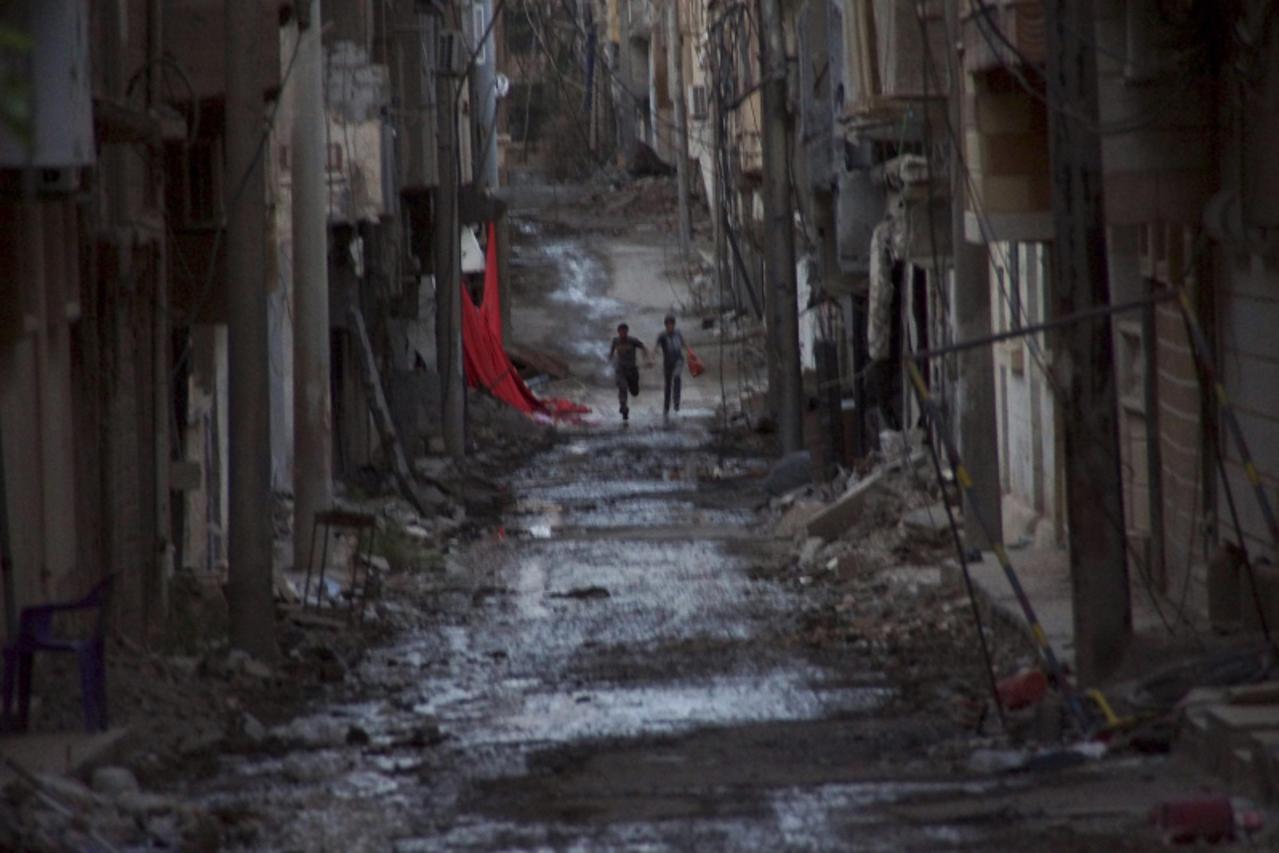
[903,503,952,535]
[776,500,826,538]
[0,727,129,778]
[1228,745,1267,802]
[1177,706,1219,773]
[1185,704,1279,783]
[1205,703,1279,733]
[805,470,888,541]
[1248,730,1279,804]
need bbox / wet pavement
[182,416,1176,851]
[173,208,1208,851]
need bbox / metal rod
[907,361,1089,728]
[910,292,1173,363]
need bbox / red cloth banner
[461,223,589,419]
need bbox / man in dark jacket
[609,323,651,422]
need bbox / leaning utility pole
[667,0,692,252]
[436,55,465,459]
[1043,0,1130,683]
[291,0,333,583]
[945,0,1002,552]
[474,0,500,190]
[757,0,803,453]
[225,0,279,661]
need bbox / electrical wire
[172,27,306,380]
[969,0,1210,137]
[914,8,1187,639]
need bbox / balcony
[164,1,293,100]
[961,0,1047,76]
[838,0,949,128]
[625,0,654,40]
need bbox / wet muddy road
[188,418,1168,851]
[178,211,1184,851]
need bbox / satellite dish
[495,73,511,98]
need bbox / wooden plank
[348,303,447,518]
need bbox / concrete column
[473,0,499,190]
[946,0,1003,552]
[666,0,691,250]
[1044,0,1130,683]
[757,0,804,452]
[291,2,334,580]
[225,0,279,661]
[436,71,465,459]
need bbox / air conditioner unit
[437,30,466,76]
[688,84,709,120]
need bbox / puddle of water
[475,674,894,745]
[334,770,401,799]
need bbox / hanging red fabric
[460,223,589,419]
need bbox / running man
[655,314,686,421]
[609,323,652,422]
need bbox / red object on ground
[461,223,589,419]
[1152,797,1236,844]
[995,668,1049,710]
[686,347,705,378]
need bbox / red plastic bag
[687,347,705,377]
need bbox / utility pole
[474,0,499,189]
[291,0,333,586]
[711,84,729,311]
[667,0,692,252]
[1043,0,1130,683]
[945,0,1002,552]
[757,0,803,453]
[436,55,465,459]
[147,0,173,641]
[225,0,279,661]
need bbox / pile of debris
[762,438,1036,729]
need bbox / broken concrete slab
[903,502,953,535]
[1178,701,1279,797]
[805,470,888,541]
[775,500,825,538]
[882,565,944,588]
[91,766,140,797]
[0,728,130,778]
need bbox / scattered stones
[551,586,611,600]
[240,712,268,743]
[272,715,349,749]
[402,723,444,748]
[902,502,954,536]
[805,470,891,541]
[798,537,825,569]
[90,767,140,798]
[764,451,813,496]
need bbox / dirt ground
[3,177,1269,851]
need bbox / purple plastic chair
[1,575,114,733]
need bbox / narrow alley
[7,2,1279,850]
[108,197,1241,850]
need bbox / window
[689,85,708,120]
[182,139,222,227]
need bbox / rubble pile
[765,444,1037,734]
